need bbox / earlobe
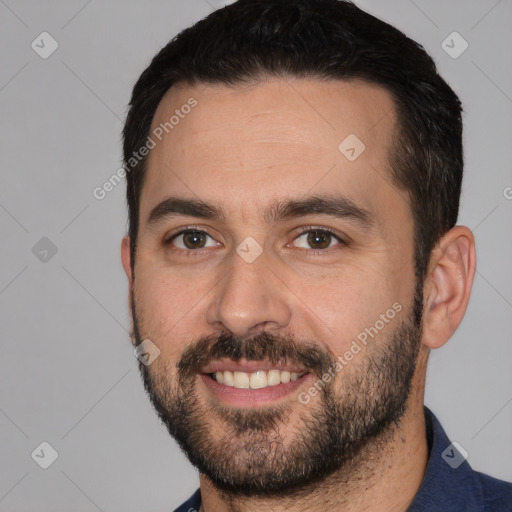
[421,226,476,349]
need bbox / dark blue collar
[408,406,484,510]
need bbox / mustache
[178,331,335,379]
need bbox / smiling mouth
[210,369,307,389]
[199,359,312,405]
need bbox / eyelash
[163,226,347,255]
[291,226,346,254]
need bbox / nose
[206,251,292,338]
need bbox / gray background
[0,0,511,510]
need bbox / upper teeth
[214,370,304,389]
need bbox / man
[120,0,512,510]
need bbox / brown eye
[292,229,343,251]
[182,231,207,249]
[168,230,218,250]
[307,230,332,249]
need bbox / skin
[121,78,476,512]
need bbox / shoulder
[475,471,512,511]
[409,408,512,511]
[172,489,202,512]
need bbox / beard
[132,288,424,498]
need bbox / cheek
[133,267,210,359]
[288,262,406,356]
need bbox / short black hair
[123,0,463,289]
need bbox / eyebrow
[146,195,375,231]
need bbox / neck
[200,400,428,512]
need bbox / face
[124,78,423,495]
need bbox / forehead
[141,78,407,230]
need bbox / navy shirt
[174,407,512,511]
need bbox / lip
[201,358,307,375]
[199,371,313,407]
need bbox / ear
[421,226,476,349]
[121,236,134,290]
[121,236,138,346]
